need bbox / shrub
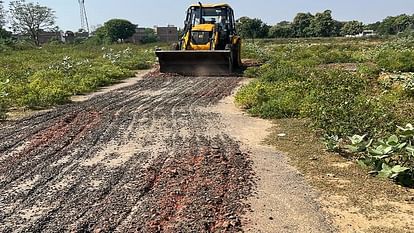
[375,37,414,72]
[0,44,156,112]
[302,70,394,137]
[243,66,261,78]
[236,38,413,186]
[236,65,308,118]
[0,79,9,119]
[23,70,70,108]
[235,80,263,110]
[376,49,414,72]
[346,124,414,187]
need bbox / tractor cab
[155,3,242,76]
[182,3,237,50]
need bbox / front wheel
[171,43,179,50]
[234,42,242,68]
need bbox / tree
[366,21,381,32]
[308,10,336,37]
[0,0,6,28]
[0,1,11,40]
[377,14,414,35]
[9,0,56,46]
[103,19,136,42]
[237,17,269,40]
[269,21,294,38]
[292,13,314,37]
[0,28,11,39]
[341,21,364,36]
[332,20,345,36]
[140,28,157,44]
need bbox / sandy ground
[0,72,337,232]
[210,82,336,233]
[267,118,414,233]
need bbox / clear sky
[2,0,414,31]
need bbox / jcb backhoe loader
[155,3,242,75]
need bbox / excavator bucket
[156,50,233,76]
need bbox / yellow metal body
[189,3,230,8]
[183,24,218,50]
[182,23,241,52]
[155,3,242,75]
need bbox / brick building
[125,26,179,44]
[156,26,178,42]
[125,27,147,44]
[37,30,60,44]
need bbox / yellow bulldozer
[156,3,242,75]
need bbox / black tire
[232,42,242,68]
[171,43,179,50]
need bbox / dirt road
[0,72,334,232]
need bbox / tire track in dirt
[0,73,252,232]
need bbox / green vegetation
[96,19,136,43]
[0,78,8,119]
[237,17,270,40]
[0,0,5,28]
[373,14,414,36]
[345,125,414,186]
[238,11,414,39]
[340,21,364,36]
[236,37,414,186]
[374,37,414,72]
[0,44,156,114]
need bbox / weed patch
[237,38,414,186]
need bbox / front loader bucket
[156,50,233,76]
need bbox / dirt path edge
[210,79,336,233]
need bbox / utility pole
[78,0,89,32]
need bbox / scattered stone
[326,173,336,178]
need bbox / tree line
[0,0,157,46]
[237,10,414,39]
[1,1,414,46]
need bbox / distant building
[125,27,147,44]
[346,30,377,38]
[156,26,178,42]
[61,30,89,43]
[360,30,377,37]
[37,30,60,44]
[125,26,179,44]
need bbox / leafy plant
[0,43,156,114]
[345,134,373,153]
[0,79,9,119]
[374,37,414,72]
[235,38,414,186]
[323,135,341,152]
[347,124,414,186]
